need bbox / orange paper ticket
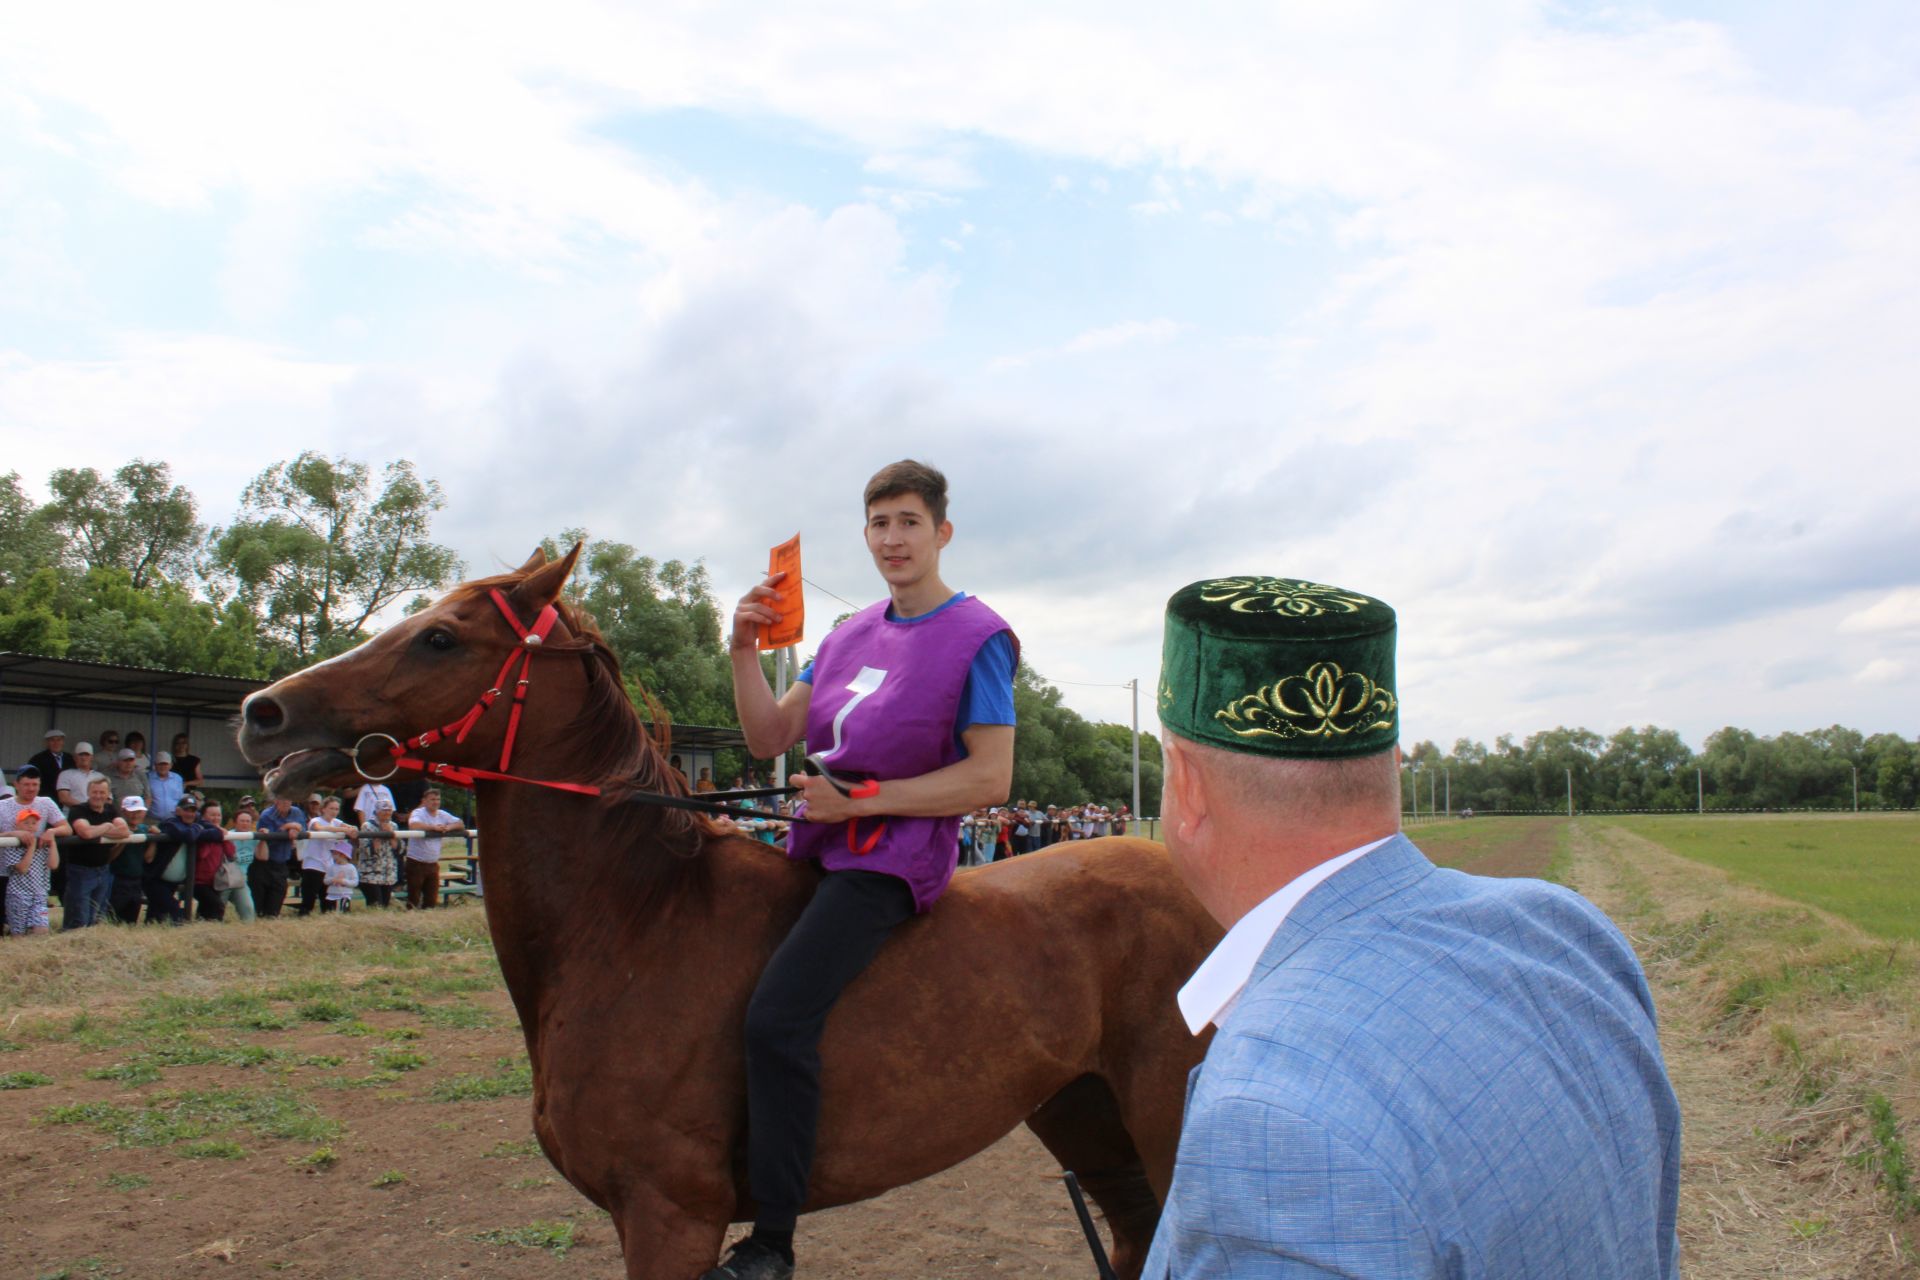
[760,533,804,651]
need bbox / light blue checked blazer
[1143,835,1680,1279]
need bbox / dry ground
[0,907,1094,1280]
[3,824,1916,1278]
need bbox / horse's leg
[607,1185,730,1280]
[1024,1073,1161,1280]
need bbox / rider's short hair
[864,459,949,525]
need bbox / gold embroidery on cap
[1197,578,1375,616]
[1157,677,1175,713]
[1215,662,1397,740]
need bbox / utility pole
[772,648,790,788]
[1128,678,1141,825]
[1565,766,1573,818]
[1410,762,1421,820]
[1853,765,1859,812]
[1697,767,1703,815]
[1444,768,1450,818]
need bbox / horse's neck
[472,784,787,1015]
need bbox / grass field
[1603,814,1920,941]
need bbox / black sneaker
[699,1237,794,1280]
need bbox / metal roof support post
[150,685,160,761]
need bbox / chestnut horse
[236,547,1219,1279]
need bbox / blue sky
[3,1,1918,751]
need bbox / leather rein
[344,587,794,819]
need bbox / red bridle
[346,585,798,820]
[365,588,603,798]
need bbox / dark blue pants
[60,864,113,929]
[743,870,915,1229]
[142,875,186,924]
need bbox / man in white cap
[28,730,70,785]
[109,795,152,923]
[55,742,106,808]
[147,751,184,817]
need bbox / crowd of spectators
[959,801,1134,866]
[0,726,471,937]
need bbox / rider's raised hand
[730,570,787,652]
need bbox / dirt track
[5,825,1915,1277]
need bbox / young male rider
[713,459,1017,1280]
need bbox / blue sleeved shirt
[798,592,1016,752]
[255,806,301,863]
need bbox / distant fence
[1438,808,1919,818]
[0,828,479,849]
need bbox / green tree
[41,460,204,587]
[60,569,270,677]
[0,567,70,656]
[212,453,461,663]
[0,472,61,592]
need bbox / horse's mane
[443,570,727,904]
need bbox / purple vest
[787,594,1015,911]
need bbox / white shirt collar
[1176,835,1393,1035]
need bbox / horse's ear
[514,547,549,575]
[512,541,581,613]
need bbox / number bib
[787,595,1015,912]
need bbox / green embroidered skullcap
[1158,576,1399,758]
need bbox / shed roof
[0,652,269,714]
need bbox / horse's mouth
[260,748,358,799]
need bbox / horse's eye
[423,629,457,652]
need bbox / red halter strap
[387,589,601,798]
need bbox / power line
[801,576,861,611]
[801,573,1132,694]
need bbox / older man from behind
[1143,576,1680,1280]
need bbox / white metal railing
[0,828,478,849]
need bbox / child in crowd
[325,846,359,913]
[2,766,71,935]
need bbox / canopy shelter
[0,652,269,787]
[0,650,752,795]
[640,721,751,791]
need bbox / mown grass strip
[1608,815,1920,940]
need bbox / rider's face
[864,493,951,590]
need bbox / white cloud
[3,1,1918,746]
[1840,588,1920,637]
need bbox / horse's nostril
[245,695,285,731]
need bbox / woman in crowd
[171,734,204,790]
[358,800,401,908]
[2,766,70,935]
[219,808,258,922]
[125,732,151,773]
[190,800,230,922]
[300,796,355,915]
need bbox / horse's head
[238,545,587,799]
